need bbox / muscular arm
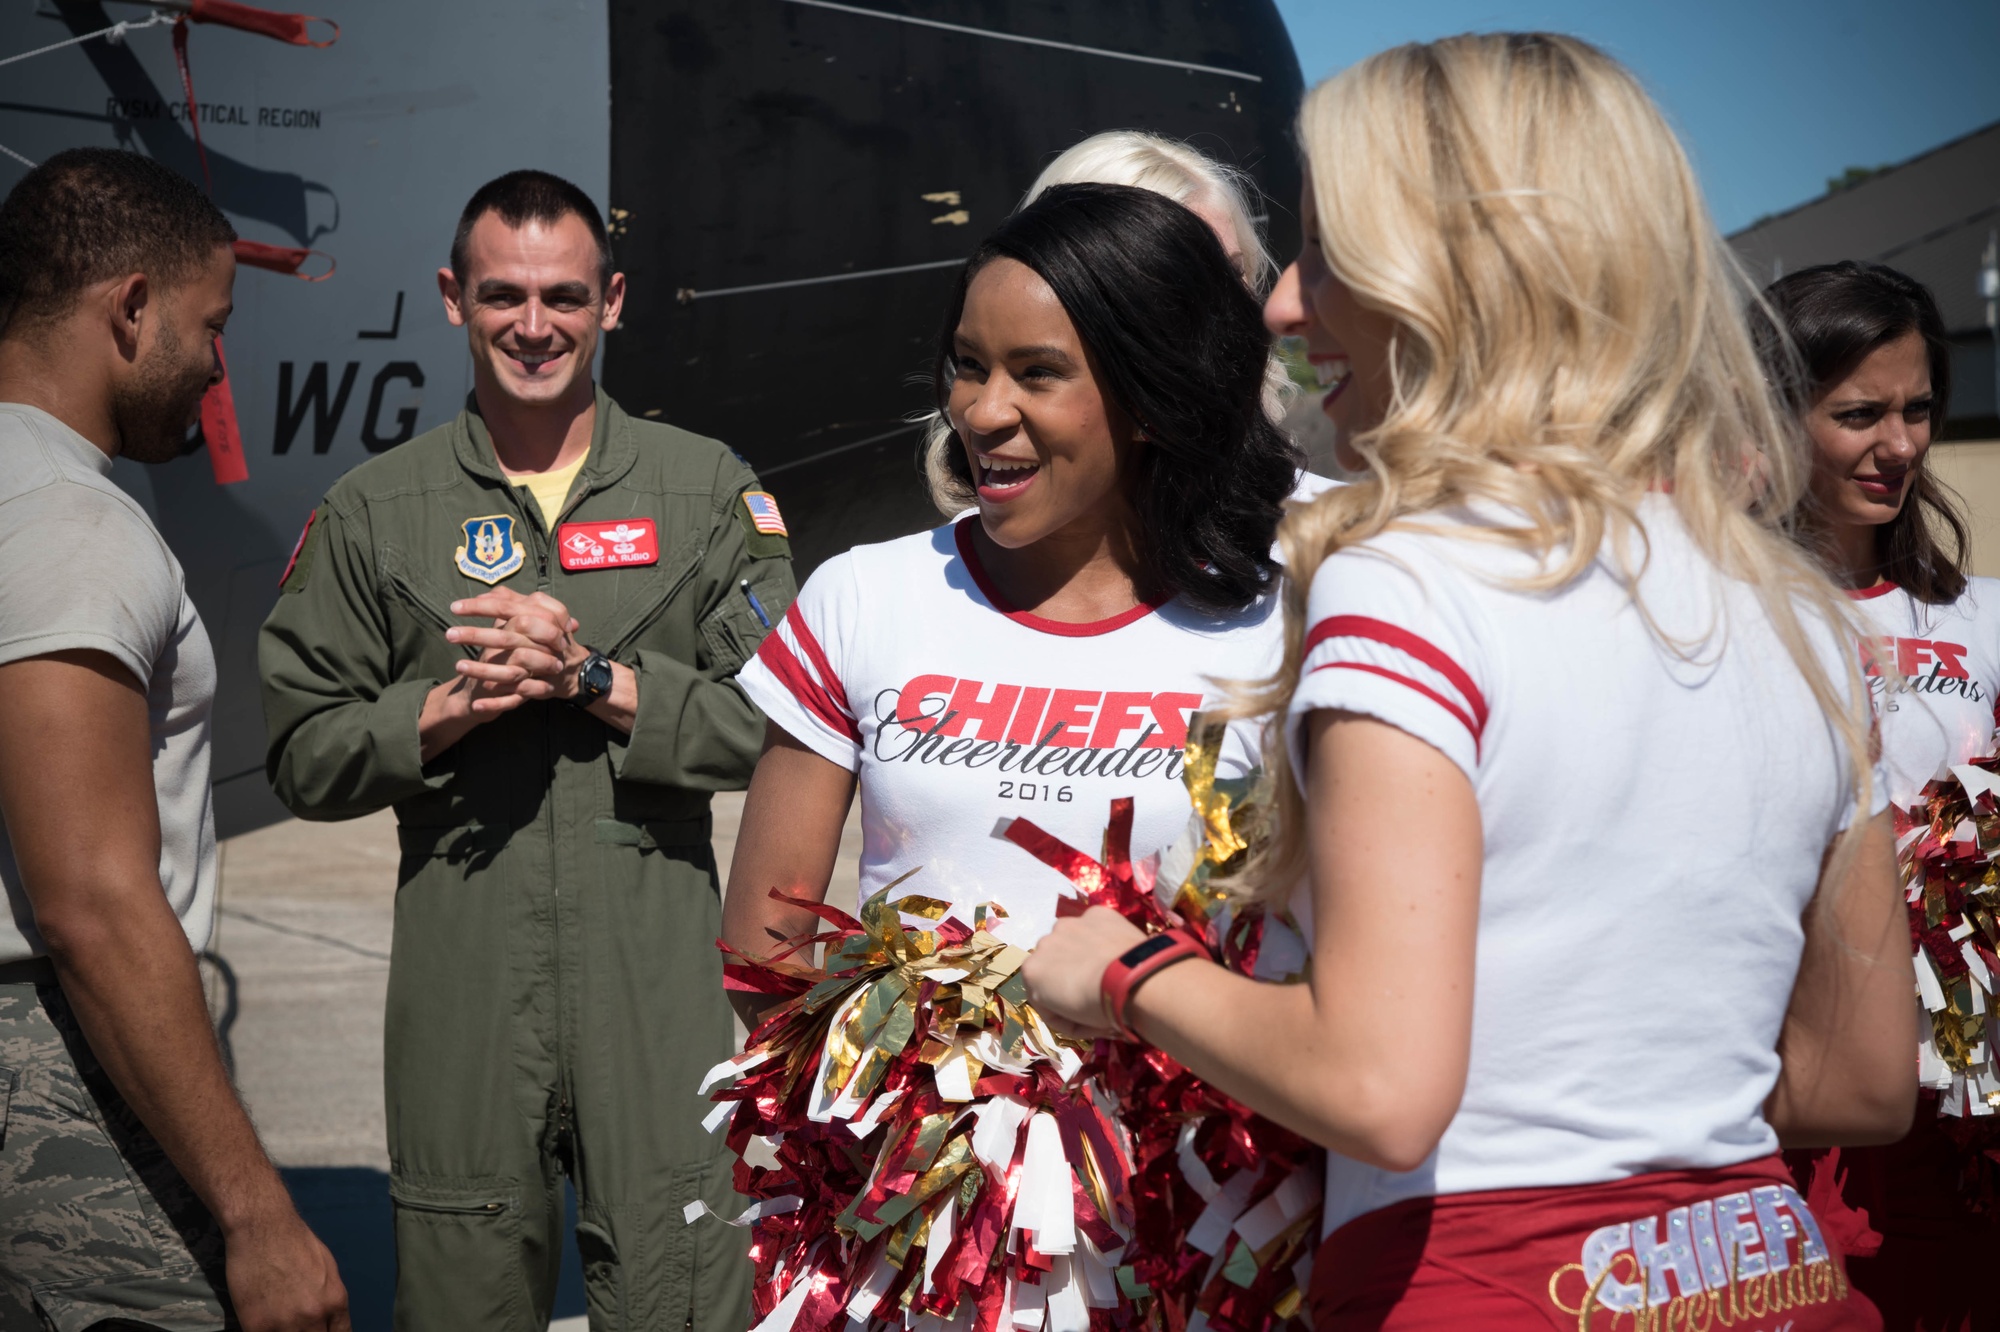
[1766,810,1917,1147]
[720,725,856,1030]
[0,652,347,1331]
[1026,711,1485,1171]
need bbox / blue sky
[1274,1,2000,234]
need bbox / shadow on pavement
[283,1166,586,1331]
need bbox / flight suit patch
[741,491,787,536]
[557,518,659,571]
[454,514,525,584]
[736,489,790,560]
[279,508,320,592]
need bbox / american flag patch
[742,491,788,536]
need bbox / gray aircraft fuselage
[0,0,1304,836]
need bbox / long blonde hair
[922,131,1294,514]
[1234,33,1875,897]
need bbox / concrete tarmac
[214,791,861,1332]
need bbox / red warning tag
[201,337,249,485]
[557,517,659,571]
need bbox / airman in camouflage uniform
[0,974,227,1331]
[0,150,347,1332]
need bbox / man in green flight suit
[259,171,793,1332]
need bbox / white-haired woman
[924,130,1340,513]
[1025,34,1913,1330]
[1024,130,1275,283]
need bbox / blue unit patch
[455,514,526,585]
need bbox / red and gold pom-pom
[1894,755,2000,1210]
[692,719,1319,1332]
[999,719,1322,1332]
[696,873,1137,1332]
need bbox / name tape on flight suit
[557,518,660,571]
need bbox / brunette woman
[720,183,1301,1323]
[921,131,1339,513]
[730,182,1299,954]
[1768,259,1998,1332]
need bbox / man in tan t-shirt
[0,150,348,1330]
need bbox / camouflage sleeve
[609,458,797,791]
[258,499,449,819]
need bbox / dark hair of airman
[449,169,614,295]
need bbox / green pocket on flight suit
[592,817,706,849]
[593,818,713,876]
[697,592,767,677]
[686,1153,756,1332]
[573,1215,621,1329]
[386,1184,513,1216]
[567,1162,729,1329]
[387,1177,530,1327]
[396,823,512,878]
[648,1158,730,1332]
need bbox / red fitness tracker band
[1101,929,1208,1040]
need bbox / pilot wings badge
[455,514,526,584]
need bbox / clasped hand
[443,587,591,715]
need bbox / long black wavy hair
[1760,260,1967,603]
[931,182,1302,615]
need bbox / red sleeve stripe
[754,630,861,744]
[1302,615,1488,735]
[782,604,852,717]
[1307,661,1482,758]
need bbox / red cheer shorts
[1308,1154,1880,1331]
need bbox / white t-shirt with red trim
[1849,578,2000,806]
[737,519,1280,948]
[1283,498,1884,1236]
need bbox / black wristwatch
[571,649,614,708]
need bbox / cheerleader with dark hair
[1765,259,2000,1332]
[714,183,1304,1331]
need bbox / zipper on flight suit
[526,484,552,583]
[555,1091,575,1155]
[524,479,582,1265]
[391,1195,507,1216]
[512,484,559,902]
[483,483,579,1244]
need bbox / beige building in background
[1926,441,2000,575]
